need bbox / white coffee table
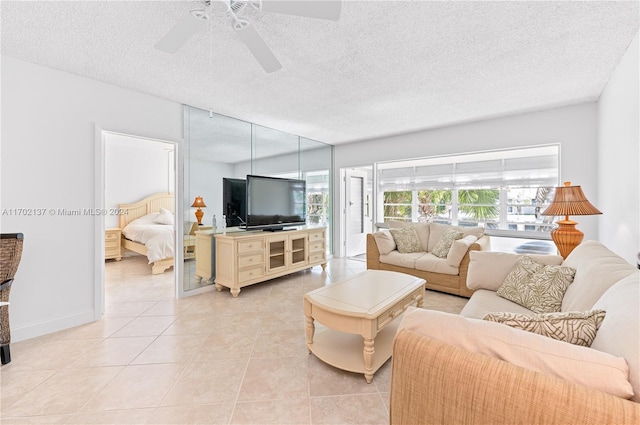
[303,270,425,383]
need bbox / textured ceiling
[2,1,638,146]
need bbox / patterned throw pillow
[431,228,464,258]
[496,256,576,313]
[483,310,606,347]
[388,227,423,253]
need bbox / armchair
[0,233,24,365]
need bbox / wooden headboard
[118,192,174,229]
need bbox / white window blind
[377,145,558,191]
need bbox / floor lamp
[541,182,602,259]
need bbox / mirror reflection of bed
[118,192,175,274]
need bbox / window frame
[376,145,559,239]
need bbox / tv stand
[213,227,327,297]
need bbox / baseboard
[11,310,96,342]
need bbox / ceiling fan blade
[260,0,342,21]
[235,21,282,73]
[155,10,209,53]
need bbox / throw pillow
[388,221,430,251]
[446,235,477,267]
[388,227,423,254]
[496,256,576,313]
[431,228,464,258]
[373,230,396,255]
[483,310,606,347]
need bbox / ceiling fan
[154,0,342,73]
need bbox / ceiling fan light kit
[154,0,342,73]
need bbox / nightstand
[105,228,122,261]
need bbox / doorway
[95,129,181,318]
[342,167,373,259]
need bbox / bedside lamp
[191,196,207,225]
[541,182,602,259]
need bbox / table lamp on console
[191,196,207,225]
[541,182,602,259]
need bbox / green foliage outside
[307,192,329,224]
[384,189,499,222]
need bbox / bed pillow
[483,310,606,347]
[154,208,174,225]
[398,307,633,399]
[496,256,576,313]
[373,230,396,255]
[388,227,423,254]
[431,228,464,258]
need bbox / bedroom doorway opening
[96,129,181,317]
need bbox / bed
[118,192,175,274]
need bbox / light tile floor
[1,256,467,425]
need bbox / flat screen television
[222,178,246,227]
[246,175,307,231]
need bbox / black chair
[0,233,24,365]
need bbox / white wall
[334,102,600,256]
[598,32,639,264]
[1,56,183,341]
[186,159,233,228]
[105,133,174,228]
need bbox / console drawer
[238,266,265,282]
[237,239,264,254]
[309,241,324,252]
[309,252,325,263]
[308,231,324,242]
[237,252,264,268]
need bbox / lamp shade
[541,182,602,217]
[191,196,206,208]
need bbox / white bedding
[122,212,174,263]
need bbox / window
[377,145,559,237]
[305,171,330,225]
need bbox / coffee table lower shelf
[308,318,401,379]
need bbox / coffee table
[303,270,425,383]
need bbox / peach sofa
[390,240,640,424]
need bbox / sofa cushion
[414,253,459,276]
[432,228,464,258]
[399,307,633,399]
[389,227,423,253]
[447,235,478,267]
[460,289,535,318]
[590,272,640,402]
[388,221,430,251]
[483,310,606,347]
[373,230,396,255]
[496,256,576,313]
[379,251,425,269]
[467,251,564,291]
[428,222,484,252]
[561,240,636,312]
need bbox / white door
[345,170,369,257]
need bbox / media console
[196,227,327,297]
